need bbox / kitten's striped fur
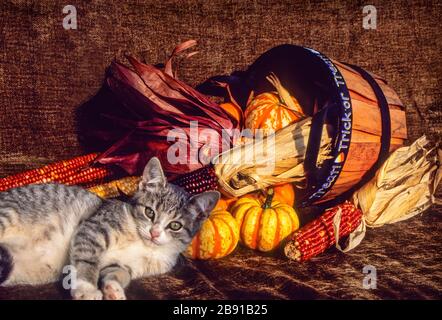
[0,158,219,300]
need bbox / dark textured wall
[0,0,441,300]
[0,0,441,177]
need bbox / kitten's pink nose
[150,228,161,239]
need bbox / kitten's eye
[145,207,155,221]
[168,221,182,231]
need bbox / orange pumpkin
[214,196,238,211]
[231,188,299,252]
[245,73,304,135]
[220,102,243,126]
[186,209,240,259]
[273,184,295,206]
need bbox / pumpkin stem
[262,188,275,209]
[213,81,244,126]
[266,73,304,118]
[247,90,255,106]
[214,81,243,111]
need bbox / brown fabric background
[0,0,441,299]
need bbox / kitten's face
[130,158,219,250]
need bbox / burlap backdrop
[1,0,441,176]
[0,0,440,299]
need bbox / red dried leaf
[92,41,238,177]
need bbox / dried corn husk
[212,117,332,197]
[321,136,441,255]
[352,135,441,228]
[91,40,238,177]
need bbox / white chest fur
[101,240,179,279]
[2,223,78,286]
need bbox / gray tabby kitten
[0,157,219,300]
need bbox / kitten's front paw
[71,280,103,300]
[102,280,126,300]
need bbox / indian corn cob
[89,165,221,199]
[89,166,220,199]
[88,176,140,198]
[284,201,362,262]
[172,165,219,195]
[0,153,115,192]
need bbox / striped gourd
[186,209,239,260]
[245,73,304,135]
[231,188,299,252]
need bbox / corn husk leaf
[352,135,441,228]
[213,117,332,197]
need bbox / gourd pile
[96,75,307,260]
[180,73,306,259]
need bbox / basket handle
[304,104,332,184]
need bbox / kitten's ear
[139,157,167,192]
[187,191,220,222]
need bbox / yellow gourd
[231,188,299,252]
[186,208,240,259]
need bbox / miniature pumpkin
[220,102,243,126]
[231,188,299,252]
[186,209,240,259]
[273,184,295,206]
[214,196,238,211]
[245,73,304,135]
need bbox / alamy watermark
[62,5,77,30]
[166,123,277,175]
[62,265,77,290]
[362,5,377,30]
[362,265,377,289]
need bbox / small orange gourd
[220,102,243,127]
[245,73,304,135]
[214,196,238,211]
